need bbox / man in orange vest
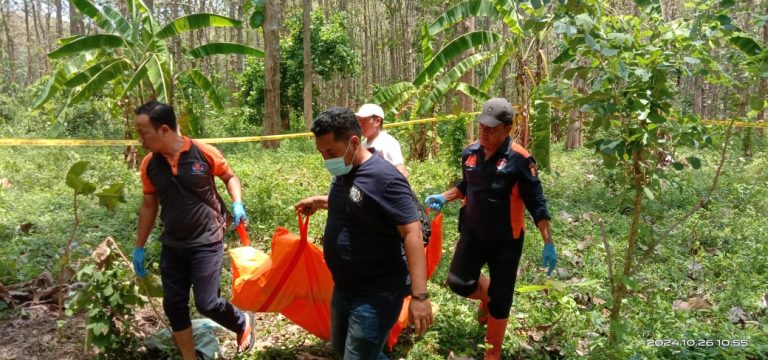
[425,98,557,360]
[131,101,254,359]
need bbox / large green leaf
[32,70,68,109]
[95,183,126,210]
[64,58,123,87]
[420,24,434,65]
[426,0,501,36]
[371,82,416,108]
[454,82,490,102]
[145,54,172,103]
[136,0,160,36]
[243,0,265,13]
[102,5,134,39]
[531,99,551,171]
[48,34,126,59]
[185,69,223,110]
[480,42,515,92]
[187,43,264,58]
[729,35,762,57]
[68,0,118,34]
[120,56,151,99]
[70,58,131,104]
[65,161,97,195]
[62,51,101,76]
[249,10,265,29]
[749,96,765,111]
[417,52,492,115]
[492,0,522,35]
[155,14,242,39]
[414,31,501,86]
[57,35,83,46]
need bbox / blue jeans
[330,286,407,360]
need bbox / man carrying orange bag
[296,107,433,360]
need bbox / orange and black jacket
[455,136,551,241]
[140,137,230,248]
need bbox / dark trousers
[447,231,525,319]
[330,286,407,360]
[160,241,246,333]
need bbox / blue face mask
[324,139,354,176]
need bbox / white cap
[355,103,385,119]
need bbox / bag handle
[235,222,250,246]
[297,211,310,242]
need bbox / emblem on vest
[464,154,477,169]
[191,161,208,175]
[496,158,507,170]
[349,185,363,204]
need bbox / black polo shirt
[323,155,420,292]
[456,136,551,241]
[140,138,229,248]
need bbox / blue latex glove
[542,242,557,276]
[232,201,247,227]
[424,194,446,211]
[132,247,148,278]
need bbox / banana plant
[372,0,563,166]
[33,0,263,136]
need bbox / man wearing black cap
[424,98,557,360]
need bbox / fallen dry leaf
[672,296,713,311]
[577,236,595,251]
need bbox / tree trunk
[565,111,582,150]
[263,0,282,148]
[24,0,33,84]
[56,0,62,37]
[758,19,767,124]
[2,2,15,83]
[303,0,313,130]
[171,2,183,73]
[402,0,413,82]
[500,25,510,99]
[565,77,585,149]
[460,17,476,143]
[693,76,702,116]
[69,0,80,35]
[608,151,645,346]
[340,0,350,107]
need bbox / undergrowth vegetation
[1,120,766,358]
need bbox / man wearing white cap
[355,103,409,178]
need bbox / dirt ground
[0,303,335,359]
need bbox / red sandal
[237,313,255,353]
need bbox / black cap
[475,98,516,127]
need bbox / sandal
[237,312,255,353]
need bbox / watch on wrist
[412,292,429,301]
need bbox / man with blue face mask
[295,107,433,360]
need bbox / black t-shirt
[323,155,420,292]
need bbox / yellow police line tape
[0,115,765,147]
[700,120,768,128]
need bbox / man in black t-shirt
[295,107,433,360]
